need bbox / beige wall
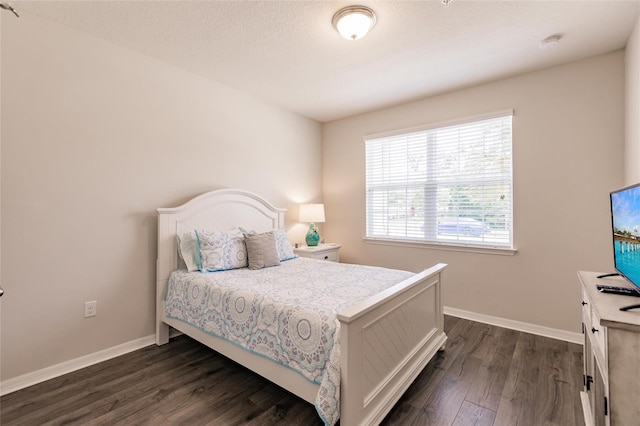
[0,14,321,380]
[626,15,640,184]
[323,52,625,333]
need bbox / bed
[156,188,447,425]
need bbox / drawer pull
[585,375,593,391]
[582,301,588,306]
[591,327,599,334]
[324,256,329,260]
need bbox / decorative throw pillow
[177,230,200,272]
[240,227,297,262]
[196,228,248,272]
[273,228,297,261]
[243,231,281,270]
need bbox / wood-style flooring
[0,316,586,425]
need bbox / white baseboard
[1,311,580,397]
[0,334,156,396]
[444,306,583,345]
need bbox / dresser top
[579,271,640,331]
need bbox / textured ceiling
[8,0,640,122]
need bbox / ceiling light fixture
[540,34,562,50]
[332,5,376,41]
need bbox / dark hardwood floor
[0,316,585,426]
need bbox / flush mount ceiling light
[540,34,562,50]
[332,5,376,41]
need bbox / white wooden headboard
[157,189,286,280]
[156,188,286,305]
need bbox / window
[365,110,513,250]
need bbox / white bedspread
[164,257,414,425]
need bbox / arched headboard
[156,189,286,340]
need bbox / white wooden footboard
[338,263,447,426]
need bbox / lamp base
[305,224,320,247]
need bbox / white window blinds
[365,111,513,248]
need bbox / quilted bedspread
[165,257,414,425]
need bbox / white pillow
[177,230,200,272]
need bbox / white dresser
[578,271,640,426]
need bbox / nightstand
[294,244,341,262]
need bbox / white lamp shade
[332,6,376,41]
[299,204,325,223]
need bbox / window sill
[363,237,517,256]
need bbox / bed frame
[156,188,447,425]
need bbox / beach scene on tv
[611,184,640,288]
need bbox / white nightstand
[294,243,341,262]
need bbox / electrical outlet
[84,301,97,318]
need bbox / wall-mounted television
[608,183,640,309]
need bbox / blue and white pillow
[195,228,248,272]
[274,228,296,261]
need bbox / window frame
[363,110,516,255]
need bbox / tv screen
[610,183,640,290]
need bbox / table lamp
[299,204,325,247]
